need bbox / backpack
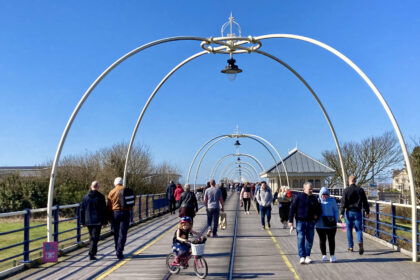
[118,187,135,208]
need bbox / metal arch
[226,168,254,182]
[210,153,265,179]
[46,36,210,242]
[255,34,417,262]
[191,134,285,191]
[251,49,346,188]
[220,161,260,181]
[241,134,290,187]
[224,165,255,182]
[220,161,260,180]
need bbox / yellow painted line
[96,223,179,280]
[267,229,300,280]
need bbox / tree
[410,146,420,204]
[322,131,403,186]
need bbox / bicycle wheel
[166,252,180,274]
[193,256,208,279]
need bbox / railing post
[145,194,149,218]
[138,195,142,220]
[76,205,81,244]
[53,204,59,242]
[22,209,31,263]
[375,202,380,237]
[152,194,155,216]
[391,203,396,244]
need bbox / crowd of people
[80,175,370,265]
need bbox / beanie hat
[114,177,123,186]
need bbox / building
[0,166,49,178]
[260,148,335,192]
[392,168,410,193]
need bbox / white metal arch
[210,153,265,179]
[225,166,255,182]
[226,169,253,182]
[219,161,260,181]
[47,33,416,261]
[190,134,288,191]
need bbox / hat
[114,177,123,186]
[180,216,192,224]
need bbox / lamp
[221,58,242,81]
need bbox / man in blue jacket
[288,182,321,264]
[81,181,108,260]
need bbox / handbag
[322,216,336,227]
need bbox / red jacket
[174,184,184,201]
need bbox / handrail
[0,191,170,275]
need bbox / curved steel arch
[255,34,416,261]
[226,169,254,182]
[210,153,265,179]
[225,166,256,182]
[191,134,287,191]
[48,33,416,260]
[219,161,260,181]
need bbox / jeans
[296,220,315,258]
[259,205,271,227]
[345,210,363,248]
[113,211,130,255]
[243,198,251,212]
[207,208,220,235]
[169,199,176,214]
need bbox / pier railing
[0,193,168,274]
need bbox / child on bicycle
[172,216,202,264]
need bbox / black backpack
[118,187,136,208]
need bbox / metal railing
[291,189,420,257]
[0,192,168,272]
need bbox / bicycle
[166,237,208,279]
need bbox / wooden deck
[9,192,420,280]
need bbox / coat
[81,190,107,226]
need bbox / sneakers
[304,257,312,264]
[116,253,124,260]
[207,229,212,237]
[330,255,336,263]
[283,223,287,229]
[299,257,305,264]
[268,222,271,228]
[213,233,219,238]
[89,255,97,261]
[261,226,265,230]
[348,247,353,252]
[358,243,364,255]
[289,226,294,235]
[321,255,328,262]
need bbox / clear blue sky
[1,1,419,184]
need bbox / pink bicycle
[166,238,208,279]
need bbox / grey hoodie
[256,186,273,207]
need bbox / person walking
[340,175,370,255]
[254,182,261,214]
[204,179,224,237]
[174,183,184,208]
[288,182,321,264]
[240,182,253,214]
[278,186,293,229]
[255,181,273,229]
[80,181,107,260]
[316,187,339,263]
[107,177,132,260]
[166,181,176,214]
[219,182,228,202]
[178,184,198,223]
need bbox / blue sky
[1,1,419,184]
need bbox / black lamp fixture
[221,57,242,81]
[234,139,241,147]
